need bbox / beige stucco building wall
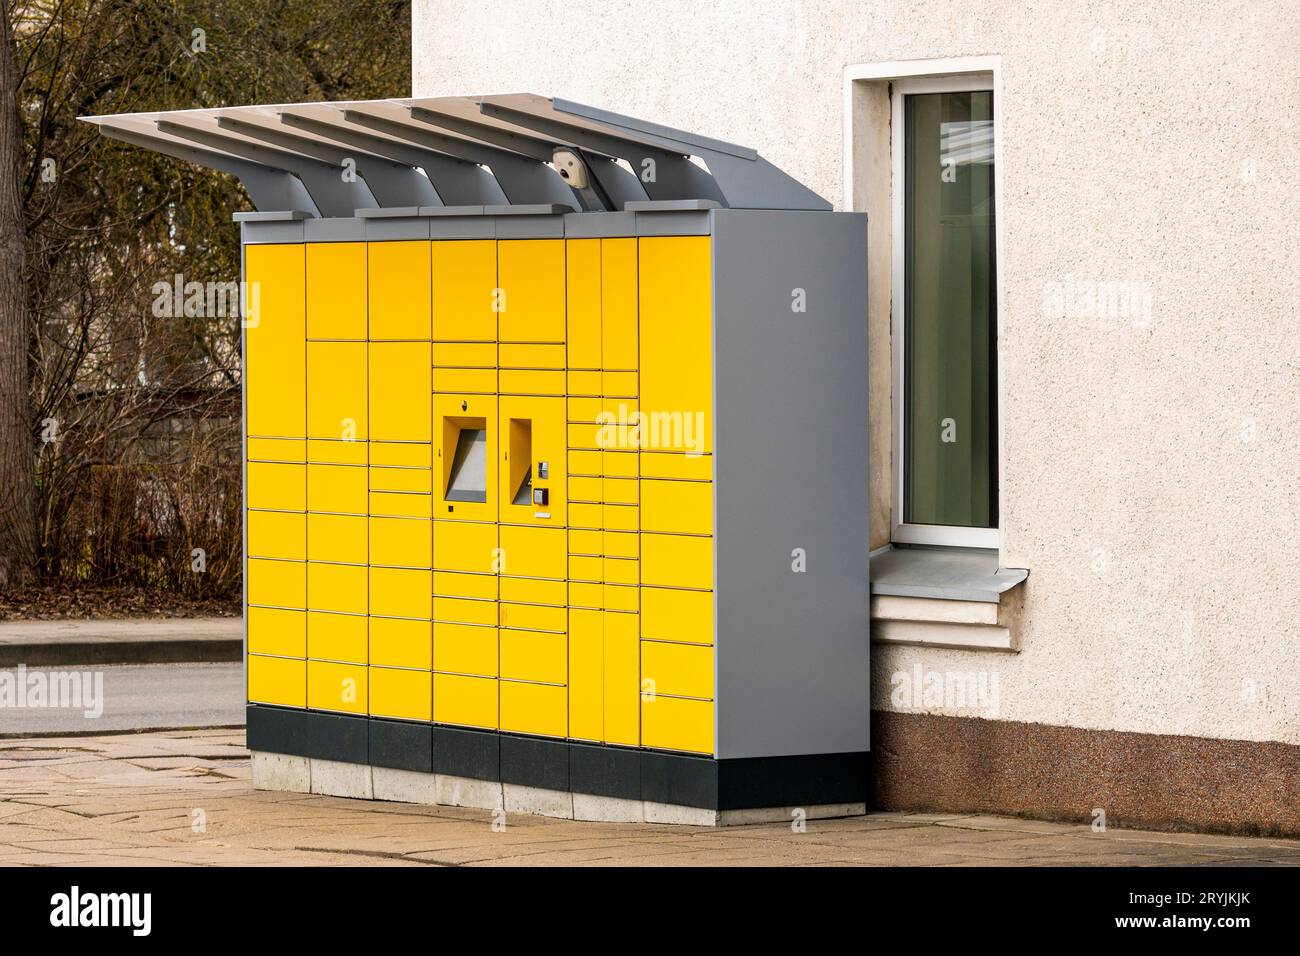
[413,0,1300,746]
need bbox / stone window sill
[869,545,1028,652]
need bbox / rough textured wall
[413,0,1300,745]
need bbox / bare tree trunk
[0,8,35,588]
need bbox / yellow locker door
[248,558,307,610]
[432,240,497,341]
[568,607,603,741]
[369,515,433,569]
[433,673,498,729]
[306,342,367,441]
[369,240,431,340]
[306,462,367,515]
[497,239,565,343]
[370,616,432,670]
[247,606,306,658]
[368,342,431,443]
[603,611,639,746]
[247,461,305,512]
[307,660,368,714]
[565,239,601,369]
[248,655,306,708]
[497,524,566,580]
[498,395,566,527]
[433,394,498,522]
[245,243,305,438]
[638,236,712,454]
[305,512,367,565]
[369,667,432,722]
[641,696,713,755]
[601,238,637,370]
[306,242,366,339]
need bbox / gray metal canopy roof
[80,94,829,217]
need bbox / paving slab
[1,728,1298,867]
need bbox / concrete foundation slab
[251,752,310,793]
[251,752,867,825]
[373,765,438,804]
[434,773,504,811]
[309,757,373,799]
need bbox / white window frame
[843,58,1003,550]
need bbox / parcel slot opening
[508,418,532,506]
[444,420,488,503]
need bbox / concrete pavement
[0,617,241,666]
[2,729,1299,866]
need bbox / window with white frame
[891,73,998,548]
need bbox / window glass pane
[903,90,997,528]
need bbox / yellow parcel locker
[639,236,712,454]
[431,240,496,342]
[120,94,877,820]
[305,241,366,339]
[369,342,431,443]
[245,243,305,439]
[368,240,431,340]
[497,239,565,343]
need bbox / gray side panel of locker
[711,209,870,760]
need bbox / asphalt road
[0,662,244,736]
